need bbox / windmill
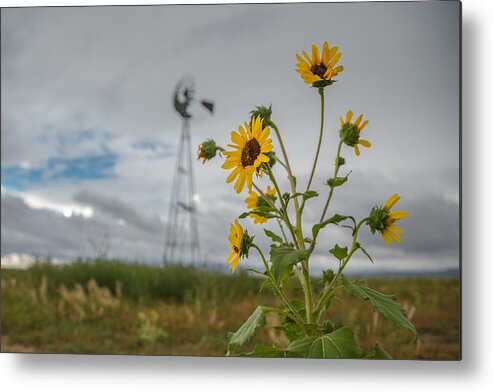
[163,77,214,266]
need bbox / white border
[2,0,492,391]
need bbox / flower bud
[240,230,254,259]
[339,123,360,147]
[250,105,272,127]
[197,139,222,163]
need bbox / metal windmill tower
[163,77,214,265]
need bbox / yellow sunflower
[295,42,344,86]
[226,219,244,273]
[221,116,273,193]
[339,110,371,156]
[367,194,410,246]
[245,186,276,224]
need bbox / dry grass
[1,264,459,359]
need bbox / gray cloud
[1,2,460,272]
[73,190,165,234]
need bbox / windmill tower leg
[163,117,201,266]
[184,118,201,264]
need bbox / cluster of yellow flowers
[197,41,410,273]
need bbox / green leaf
[319,319,334,334]
[329,244,348,261]
[287,327,362,359]
[269,246,311,285]
[259,278,277,294]
[289,190,319,201]
[302,190,319,201]
[312,214,352,239]
[327,176,347,187]
[276,299,307,341]
[238,212,250,219]
[236,344,285,358]
[349,280,417,337]
[244,268,267,276]
[294,190,319,201]
[289,299,306,317]
[227,306,267,353]
[358,244,374,263]
[286,336,316,356]
[366,342,392,359]
[252,206,278,219]
[264,229,283,244]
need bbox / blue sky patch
[1,165,44,191]
[1,153,118,191]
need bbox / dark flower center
[310,63,327,78]
[241,138,261,167]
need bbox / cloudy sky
[1,1,460,273]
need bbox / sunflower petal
[327,46,339,62]
[222,158,240,169]
[234,172,246,193]
[354,114,363,127]
[390,224,403,234]
[384,194,400,209]
[226,166,242,183]
[322,41,329,64]
[346,110,353,123]
[389,210,410,220]
[387,229,402,243]
[333,65,344,74]
[296,53,311,68]
[359,120,369,131]
[311,44,320,64]
[302,50,312,65]
[381,232,392,245]
[328,52,342,68]
[358,139,371,148]
[231,131,244,145]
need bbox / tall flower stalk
[198,41,416,359]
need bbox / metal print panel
[0,1,461,359]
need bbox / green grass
[4,259,263,302]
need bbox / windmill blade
[200,99,214,114]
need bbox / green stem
[266,122,313,324]
[269,122,304,245]
[319,140,344,223]
[252,182,281,214]
[264,165,299,247]
[251,244,305,326]
[265,165,312,322]
[276,218,289,244]
[305,87,325,192]
[314,218,368,317]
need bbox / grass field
[1,260,460,359]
